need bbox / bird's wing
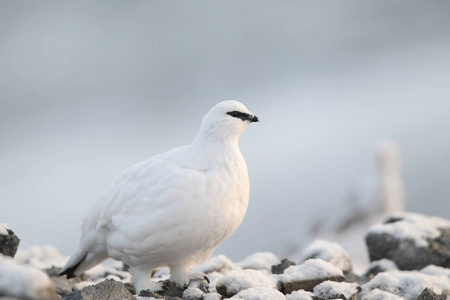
[79,147,209,252]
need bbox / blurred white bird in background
[59,100,259,292]
[325,140,405,234]
[284,140,405,272]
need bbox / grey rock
[365,214,450,270]
[282,275,345,294]
[417,288,446,300]
[0,227,20,258]
[123,282,135,295]
[63,279,136,300]
[139,279,208,300]
[271,258,296,274]
[138,290,165,298]
[51,277,73,296]
[301,240,353,274]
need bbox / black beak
[250,115,259,123]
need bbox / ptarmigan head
[197,101,258,141]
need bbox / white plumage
[59,101,258,292]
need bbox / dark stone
[283,275,345,294]
[63,279,136,300]
[366,227,450,270]
[138,290,165,298]
[271,258,296,274]
[215,284,230,298]
[0,228,20,258]
[417,287,446,300]
[139,279,207,300]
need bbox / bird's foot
[135,280,166,294]
[170,269,210,288]
[188,271,210,283]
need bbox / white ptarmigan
[59,101,258,292]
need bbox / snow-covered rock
[236,252,280,271]
[420,264,450,279]
[360,270,450,300]
[14,244,67,270]
[364,259,398,276]
[0,253,57,299]
[366,212,450,270]
[64,278,135,300]
[195,254,235,274]
[0,223,20,258]
[313,280,360,300]
[215,269,277,298]
[272,258,296,275]
[360,288,404,300]
[230,287,286,300]
[301,239,353,274]
[182,278,209,300]
[203,292,222,300]
[279,259,345,294]
[84,259,130,282]
[285,290,314,300]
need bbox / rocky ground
[1,212,450,300]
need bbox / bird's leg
[170,265,209,288]
[130,266,164,293]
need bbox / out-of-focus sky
[1,1,450,262]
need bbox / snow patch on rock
[236,252,280,271]
[368,212,450,247]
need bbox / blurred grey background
[1,1,450,262]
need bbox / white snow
[183,285,205,299]
[285,290,314,300]
[215,269,277,296]
[301,239,352,273]
[366,259,398,274]
[203,292,222,300]
[313,280,359,299]
[14,244,68,270]
[230,287,286,300]
[205,271,224,291]
[236,252,280,271]
[0,223,11,235]
[360,270,450,300]
[280,259,344,283]
[420,265,450,279]
[0,254,55,299]
[195,254,235,274]
[360,288,404,300]
[368,212,450,247]
[84,259,130,282]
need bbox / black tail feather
[59,253,87,278]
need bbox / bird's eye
[227,110,252,122]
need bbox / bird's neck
[190,126,241,159]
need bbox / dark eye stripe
[226,110,252,121]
